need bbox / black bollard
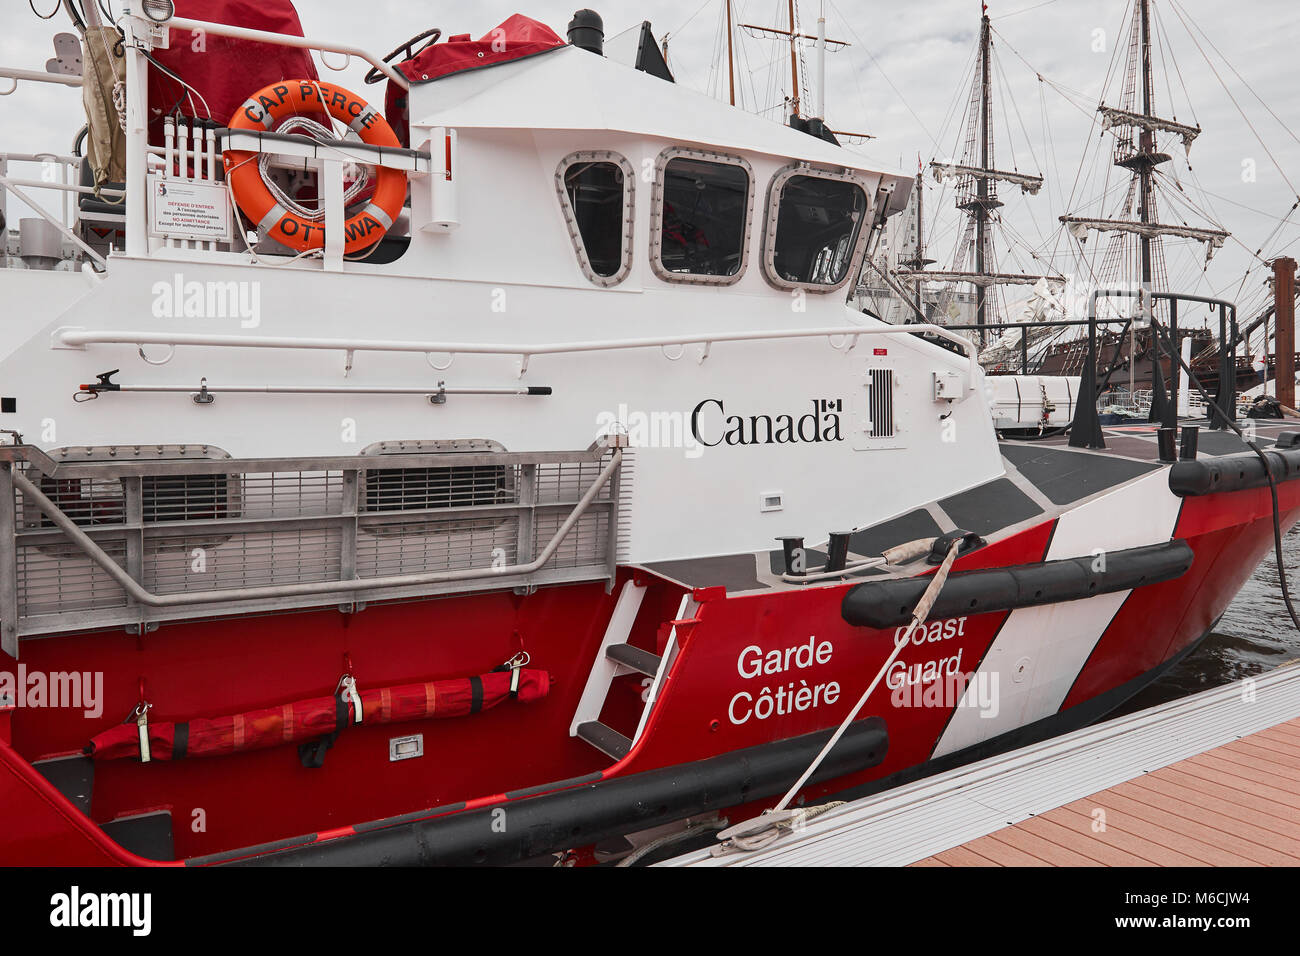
[1157,427,1177,463]
[826,532,852,573]
[776,536,805,576]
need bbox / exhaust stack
[567,9,604,55]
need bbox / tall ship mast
[894,6,1060,346]
[1059,0,1229,313]
[1024,0,1242,393]
[895,160,935,321]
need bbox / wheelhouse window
[651,149,753,285]
[556,151,634,287]
[764,169,870,292]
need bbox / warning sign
[148,176,231,241]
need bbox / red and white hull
[1,445,1292,866]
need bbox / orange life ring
[223,80,406,255]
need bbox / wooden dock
[913,716,1300,866]
[666,662,1300,867]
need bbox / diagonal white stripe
[932,469,1184,758]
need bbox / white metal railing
[0,67,82,92]
[2,6,418,271]
[1098,389,1151,417]
[165,16,410,90]
[0,79,106,267]
[53,322,982,389]
[160,117,224,253]
[110,7,414,259]
[0,152,88,267]
[1099,385,1242,420]
[0,177,124,199]
[0,153,85,228]
[0,172,107,268]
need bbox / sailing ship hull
[1024,328,1270,396]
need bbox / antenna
[726,0,736,106]
[741,0,848,119]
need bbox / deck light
[140,0,175,23]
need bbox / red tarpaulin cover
[85,669,549,762]
[147,0,320,143]
[396,15,565,84]
[386,14,567,146]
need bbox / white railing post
[177,120,190,250]
[0,463,17,659]
[321,157,345,271]
[120,8,150,256]
[205,126,218,252]
[426,127,459,232]
[0,156,8,264]
[59,158,70,227]
[163,118,175,249]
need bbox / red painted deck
[913,717,1300,866]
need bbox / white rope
[780,557,887,584]
[222,155,324,267]
[111,80,127,132]
[715,802,845,854]
[773,536,965,813]
[258,116,371,222]
[713,537,964,856]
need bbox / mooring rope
[714,536,965,855]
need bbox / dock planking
[666,664,1300,867]
[910,716,1300,867]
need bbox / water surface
[1116,525,1300,714]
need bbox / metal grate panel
[3,445,624,638]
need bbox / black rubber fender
[841,539,1193,630]
[216,720,889,867]
[1169,434,1300,497]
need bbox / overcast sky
[4,0,1298,319]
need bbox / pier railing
[0,439,626,654]
[943,289,1244,449]
[1068,290,1240,448]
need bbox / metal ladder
[569,581,696,760]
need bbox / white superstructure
[1,3,1005,569]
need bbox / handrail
[166,16,410,91]
[0,67,83,90]
[1069,287,1240,448]
[0,174,107,267]
[55,322,980,388]
[0,152,81,165]
[1,178,125,199]
[0,442,606,478]
[7,448,621,608]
